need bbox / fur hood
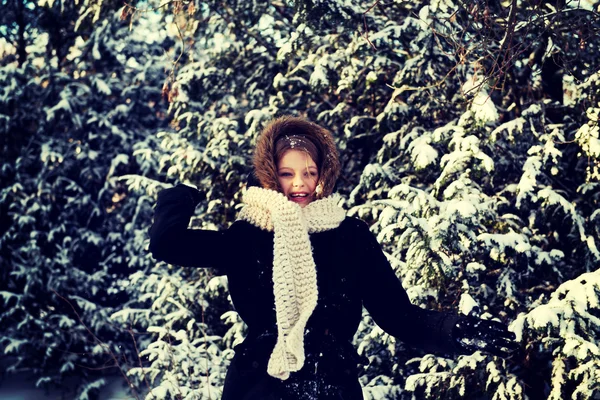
[252,116,341,198]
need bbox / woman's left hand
[452,316,520,358]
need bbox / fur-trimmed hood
[252,116,341,198]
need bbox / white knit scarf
[237,186,346,380]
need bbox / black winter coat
[149,187,463,400]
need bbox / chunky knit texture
[237,186,346,380]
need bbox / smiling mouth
[289,192,312,202]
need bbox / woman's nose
[293,175,304,187]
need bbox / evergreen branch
[164,333,185,400]
[210,2,278,59]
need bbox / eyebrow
[278,165,318,170]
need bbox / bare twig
[362,0,381,50]
[122,0,183,14]
[52,290,141,400]
[492,0,519,80]
[129,326,155,398]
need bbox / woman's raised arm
[148,184,229,271]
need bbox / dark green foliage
[1,0,600,398]
[0,7,170,396]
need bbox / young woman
[149,116,518,400]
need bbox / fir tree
[1,0,599,398]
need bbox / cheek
[277,178,289,194]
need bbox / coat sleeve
[355,219,462,355]
[148,185,231,272]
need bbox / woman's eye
[280,172,292,177]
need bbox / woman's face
[277,149,319,207]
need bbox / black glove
[157,183,205,207]
[149,184,204,259]
[452,316,520,358]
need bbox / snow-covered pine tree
[4,0,598,398]
[344,1,600,398]
[0,5,173,398]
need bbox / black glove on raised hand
[157,183,205,207]
[149,184,205,260]
[452,316,520,358]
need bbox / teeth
[291,194,308,198]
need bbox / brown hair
[253,116,341,197]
